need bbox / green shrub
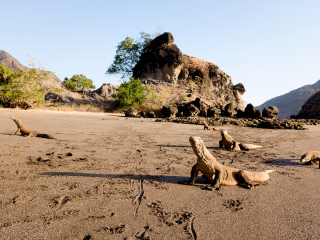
[112,77,146,108]
[63,74,95,92]
[0,64,48,108]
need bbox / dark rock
[186,104,200,117]
[245,104,257,118]
[140,111,156,118]
[207,107,221,117]
[194,98,210,116]
[161,106,178,118]
[262,106,279,118]
[236,110,245,118]
[125,107,139,117]
[296,91,320,119]
[255,109,263,118]
[233,83,246,95]
[45,93,64,103]
[224,103,237,117]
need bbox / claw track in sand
[133,179,144,216]
[190,216,197,240]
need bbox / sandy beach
[0,108,320,239]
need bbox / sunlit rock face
[133,32,245,112]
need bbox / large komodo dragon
[11,117,54,139]
[219,129,262,151]
[181,136,274,188]
[203,120,221,131]
[300,151,320,168]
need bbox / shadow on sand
[157,144,219,150]
[38,172,214,185]
[261,158,306,167]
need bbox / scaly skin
[300,151,320,168]
[219,129,262,151]
[203,120,221,131]
[182,136,274,188]
[11,117,54,139]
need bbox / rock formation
[296,91,320,119]
[262,106,279,118]
[89,83,118,99]
[132,32,245,114]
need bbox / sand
[0,108,320,239]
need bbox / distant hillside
[256,80,320,118]
[0,50,61,83]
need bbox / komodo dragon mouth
[189,136,205,159]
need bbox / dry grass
[43,99,115,113]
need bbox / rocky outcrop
[89,83,118,99]
[244,104,261,118]
[262,106,279,118]
[157,116,320,130]
[132,32,245,114]
[125,107,139,117]
[296,91,320,119]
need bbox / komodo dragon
[11,117,54,139]
[181,136,274,188]
[203,120,221,131]
[219,129,262,151]
[300,151,320,168]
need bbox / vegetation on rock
[106,32,153,79]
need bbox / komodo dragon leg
[14,128,20,135]
[180,164,200,185]
[211,169,223,189]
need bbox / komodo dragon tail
[37,133,55,139]
[264,169,275,173]
[239,143,262,150]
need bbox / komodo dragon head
[221,129,227,136]
[300,152,318,163]
[300,154,308,163]
[11,117,20,124]
[189,136,205,159]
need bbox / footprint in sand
[52,195,70,208]
[223,199,244,211]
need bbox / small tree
[106,32,153,79]
[63,74,95,92]
[112,77,146,108]
[0,63,48,108]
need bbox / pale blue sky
[2,0,320,106]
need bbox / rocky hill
[0,50,61,83]
[296,91,320,119]
[0,50,74,106]
[256,80,320,119]
[133,32,245,114]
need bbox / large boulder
[262,106,279,118]
[89,83,118,99]
[133,32,245,114]
[244,104,261,118]
[161,106,178,118]
[125,107,139,117]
